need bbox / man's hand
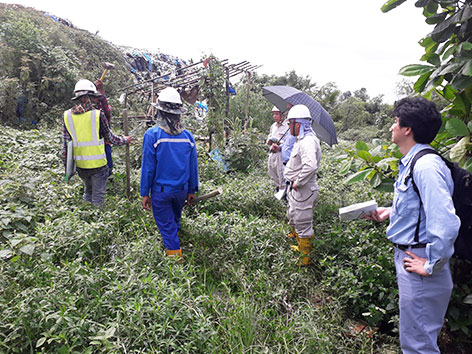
[404,251,430,277]
[292,181,298,190]
[363,207,391,222]
[186,193,196,206]
[270,144,280,153]
[125,136,134,144]
[142,196,151,211]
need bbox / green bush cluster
[0,4,132,128]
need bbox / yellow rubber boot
[166,249,183,262]
[288,226,298,239]
[298,237,312,266]
[290,235,313,265]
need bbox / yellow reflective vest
[63,109,107,169]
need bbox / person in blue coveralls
[364,97,460,354]
[140,87,198,260]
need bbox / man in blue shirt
[140,87,199,260]
[366,97,460,353]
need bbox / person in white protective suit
[267,106,289,191]
[284,104,322,265]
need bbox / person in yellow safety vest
[62,79,133,207]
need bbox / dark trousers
[105,144,113,176]
[77,165,109,206]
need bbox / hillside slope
[0,3,134,126]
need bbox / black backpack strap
[405,149,438,243]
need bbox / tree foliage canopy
[383,0,472,169]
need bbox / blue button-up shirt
[281,134,296,164]
[386,143,460,275]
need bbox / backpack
[405,149,472,261]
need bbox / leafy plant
[338,139,401,192]
[382,0,472,170]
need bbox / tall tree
[382,0,472,169]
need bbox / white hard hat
[272,106,280,112]
[72,79,100,100]
[287,104,312,120]
[152,87,186,114]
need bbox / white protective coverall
[267,120,289,190]
[284,130,321,238]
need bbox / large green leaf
[375,179,395,193]
[357,150,373,163]
[442,84,456,100]
[339,159,352,176]
[452,94,467,115]
[370,145,384,157]
[438,62,464,76]
[369,171,383,188]
[424,76,444,93]
[445,118,470,136]
[441,42,456,60]
[377,157,399,171]
[451,75,472,90]
[424,1,439,16]
[355,141,369,151]
[461,60,472,76]
[461,42,472,51]
[419,36,436,49]
[381,0,407,12]
[426,12,447,24]
[399,64,435,76]
[415,0,430,7]
[414,71,433,92]
[344,168,374,184]
[464,157,472,172]
[0,249,13,259]
[460,4,472,22]
[431,18,457,43]
[19,243,35,256]
[450,136,472,164]
[421,52,441,66]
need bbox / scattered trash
[345,319,378,338]
[209,148,229,172]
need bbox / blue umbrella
[262,85,338,146]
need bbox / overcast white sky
[2,0,431,103]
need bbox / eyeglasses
[288,120,297,125]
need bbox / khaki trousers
[287,184,318,237]
[267,152,284,190]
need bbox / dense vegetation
[1,125,401,353]
[0,3,133,127]
[1,1,472,353]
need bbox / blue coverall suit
[140,127,199,251]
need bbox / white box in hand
[339,200,378,221]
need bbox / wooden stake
[122,107,131,198]
[244,71,251,132]
[192,187,223,203]
[225,66,230,142]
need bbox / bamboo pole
[225,66,230,142]
[244,71,251,132]
[122,105,131,198]
[192,187,223,203]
